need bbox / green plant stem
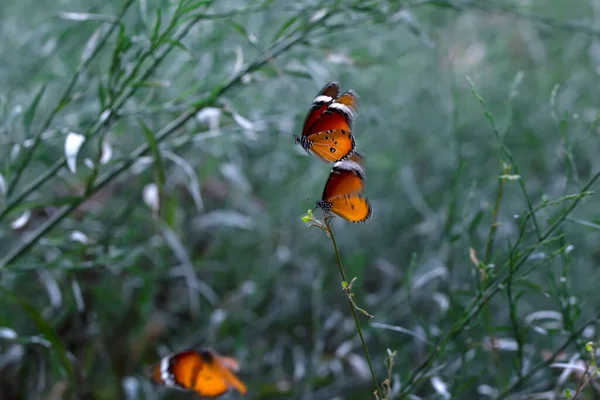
[324,217,382,399]
[0,3,333,223]
[483,175,505,264]
[466,76,542,241]
[481,170,507,385]
[398,170,600,398]
[496,312,600,399]
[0,5,196,222]
[463,0,600,37]
[506,242,524,379]
[0,11,331,269]
[6,0,136,198]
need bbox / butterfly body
[295,81,359,163]
[151,349,247,397]
[316,152,372,223]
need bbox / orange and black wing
[151,349,247,397]
[328,194,372,223]
[303,90,359,162]
[305,129,355,163]
[317,158,371,223]
[151,350,208,391]
[306,90,359,136]
[321,163,365,202]
[300,81,340,138]
[203,353,248,396]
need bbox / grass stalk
[324,217,382,399]
[0,3,336,223]
[0,6,200,221]
[398,170,600,398]
[496,312,600,399]
[5,0,136,198]
[506,240,524,379]
[483,169,506,265]
[0,9,334,269]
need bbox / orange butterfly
[316,152,372,223]
[151,349,248,397]
[295,81,359,163]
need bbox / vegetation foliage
[2,0,600,399]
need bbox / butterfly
[151,349,248,397]
[295,81,359,163]
[316,152,372,223]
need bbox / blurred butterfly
[151,349,248,397]
[316,152,372,223]
[295,81,359,163]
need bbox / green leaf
[108,25,132,91]
[0,287,74,385]
[586,342,594,352]
[23,85,46,134]
[230,21,249,40]
[139,119,165,190]
[468,210,484,234]
[151,7,162,45]
[133,80,171,88]
[179,0,211,15]
[282,69,312,80]
[560,110,569,134]
[158,39,194,56]
[163,192,178,229]
[272,15,298,42]
[97,79,106,109]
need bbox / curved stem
[325,217,382,399]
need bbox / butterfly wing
[215,354,240,372]
[301,81,340,138]
[317,157,371,223]
[191,351,248,396]
[151,349,247,397]
[343,150,365,166]
[303,90,359,162]
[170,351,206,389]
[321,165,365,201]
[306,90,359,136]
[305,129,355,163]
[212,357,248,395]
[328,194,372,223]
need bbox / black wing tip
[316,81,340,97]
[199,349,215,362]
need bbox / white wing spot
[160,356,176,386]
[333,160,364,178]
[329,103,355,118]
[313,95,333,104]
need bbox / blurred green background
[2,0,600,399]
